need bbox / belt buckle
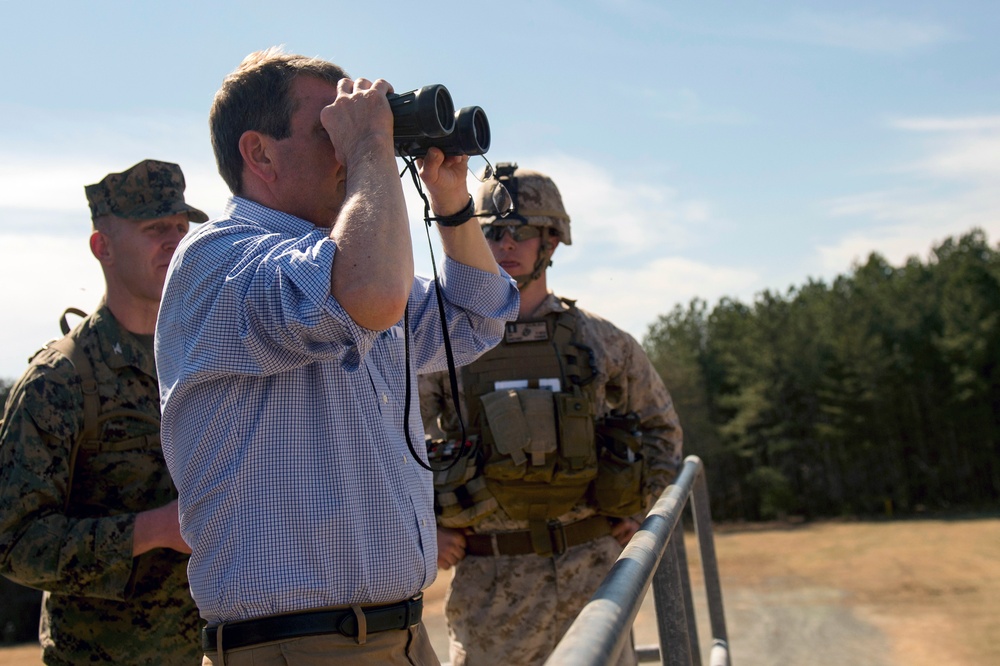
[548,520,567,556]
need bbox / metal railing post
[545,456,732,666]
[691,466,729,664]
[652,533,695,666]
[675,529,703,666]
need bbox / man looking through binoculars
[156,47,519,666]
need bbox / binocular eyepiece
[387,84,491,158]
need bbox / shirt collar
[524,291,569,319]
[225,196,321,236]
[90,303,156,379]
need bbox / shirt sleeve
[160,225,383,381]
[406,257,520,374]
[0,369,136,600]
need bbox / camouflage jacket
[419,292,684,533]
[0,304,200,665]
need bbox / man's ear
[90,229,112,265]
[239,130,277,184]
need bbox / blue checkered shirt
[156,197,518,623]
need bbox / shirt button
[382,394,389,404]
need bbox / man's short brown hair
[210,47,349,195]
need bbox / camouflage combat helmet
[85,159,208,224]
[473,162,572,245]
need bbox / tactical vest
[432,302,595,527]
[43,308,161,513]
[431,301,647,529]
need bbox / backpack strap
[47,309,99,514]
[59,307,88,336]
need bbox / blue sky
[1,1,998,379]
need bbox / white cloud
[817,116,1000,272]
[403,153,740,341]
[886,115,1000,182]
[890,115,1000,132]
[0,159,113,211]
[0,105,228,222]
[819,187,1000,271]
[912,136,1000,182]
[774,12,958,53]
[0,234,106,379]
[551,256,759,341]
[508,154,710,257]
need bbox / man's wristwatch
[431,197,475,227]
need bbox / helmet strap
[514,231,555,289]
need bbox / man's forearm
[438,220,501,275]
[330,140,413,330]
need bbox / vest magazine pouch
[482,388,559,483]
[436,475,499,528]
[484,479,589,522]
[593,450,644,517]
[555,392,598,475]
[481,389,529,464]
[431,440,499,528]
[431,443,476,489]
[518,388,558,482]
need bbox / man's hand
[320,77,395,168]
[132,500,191,557]
[437,527,468,570]
[419,149,471,218]
[610,517,642,547]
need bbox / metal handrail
[544,455,731,666]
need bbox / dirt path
[2,516,996,665]
[677,515,1000,665]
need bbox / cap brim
[125,201,209,224]
[182,205,210,224]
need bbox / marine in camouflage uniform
[0,159,207,665]
[419,164,683,666]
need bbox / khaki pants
[201,623,439,666]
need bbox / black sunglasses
[482,224,543,242]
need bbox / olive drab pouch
[592,411,645,517]
[556,392,595,468]
[427,437,498,527]
[481,388,557,482]
[480,387,598,521]
[480,388,529,469]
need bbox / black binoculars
[387,84,491,158]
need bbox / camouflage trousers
[445,534,636,666]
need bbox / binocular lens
[389,84,491,158]
[388,84,455,141]
[433,89,454,137]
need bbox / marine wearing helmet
[474,162,571,288]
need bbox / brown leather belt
[201,595,422,653]
[465,516,611,557]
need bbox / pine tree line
[643,229,1000,521]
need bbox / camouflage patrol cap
[473,162,572,245]
[85,159,209,224]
